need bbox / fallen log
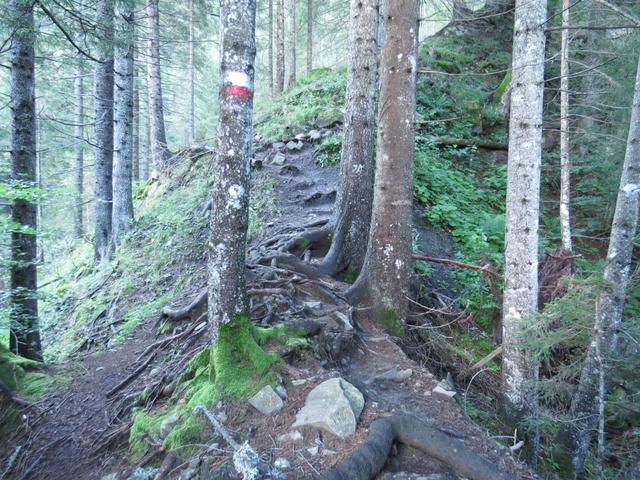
[321,413,511,480]
[412,254,503,279]
[418,135,508,151]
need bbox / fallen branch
[321,413,511,480]
[0,379,34,408]
[418,135,508,151]
[464,345,503,377]
[106,353,156,398]
[193,405,267,480]
[412,254,503,279]
[162,289,207,320]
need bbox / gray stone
[275,385,288,400]
[277,431,303,443]
[307,446,319,456]
[321,449,337,456]
[308,129,322,140]
[376,368,413,382]
[249,385,284,415]
[292,378,364,439]
[127,467,158,480]
[272,141,286,151]
[292,379,307,386]
[271,153,286,165]
[274,458,291,470]
[286,140,304,151]
[432,382,456,399]
[160,413,181,438]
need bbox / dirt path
[1,137,529,479]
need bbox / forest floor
[1,139,532,480]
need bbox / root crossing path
[1,140,530,479]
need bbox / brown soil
[0,138,532,480]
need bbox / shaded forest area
[1,0,639,479]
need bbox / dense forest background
[1,0,639,479]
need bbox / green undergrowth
[129,317,308,458]
[39,151,276,361]
[254,67,346,143]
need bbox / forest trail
[2,138,529,479]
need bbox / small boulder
[271,153,286,165]
[292,377,364,439]
[249,385,284,415]
[308,129,322,141]
[286,140,304,151]
[272,141,286,151]
[375,368,413,383]
[432,381,456,399]
[274,458,291,470]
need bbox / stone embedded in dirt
[160,412,181,438]
[292,379,307,386]
[286,140,304,151]
[271,152,286,166]
[375,368,413,382]
[432,381,456,399]
[333,310,353,330]
[272,141,285,151]
[249,385,284,415]
[274,458,291,470]
[308,129,322,140]
[307,446,319,456]
[292,377,364,439]
[295,133,308,140]
[322,449,337,456]
[277,431,303,443]
[275,385,288,400]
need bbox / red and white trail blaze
[223,71,252,99]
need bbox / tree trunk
[500,0,547,425]
[74,58,84,239]
[188,0,196,144]
[112,0,135,244]
[559,0,572,253]
[318,0,379,277]
[133,56,140,182]
[275,0,285,94]
[347,0,420,329]
[9,0,42,361]
[141,90,151,181]
[146,0,170,166]
[287,0,296,88]
[93,0,115,263]
[306,0,312,74]
[208,0,257,343]
[557,52,640,480]
[269,0,274,95]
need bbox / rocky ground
[0,132,532,480]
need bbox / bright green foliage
[254,68,346,142]
[315,131,343,167]
[380,309,404,337]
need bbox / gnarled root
[161,289,207,320]
[321,414,511,480]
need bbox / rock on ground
[249,385,285,415]
[292,377,364,439]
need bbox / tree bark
[559,0,572,253]
[133,54,140,182]
[306,0,312,74]
[317,0,379,277]
[208,0,257,343]
[9,0,42,361]
[347,0,420,328]
[188,0,196,144]
[501,0,547,423]
[275,0,285,94]
[93,0,115,263]
[269,0,274,95]
[557,52,640,480]
[146,0,170,166]
[74,57,84,239]
[287,0,297,88]
[112,0,135,244]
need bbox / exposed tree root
[321,413,511,480]
[162,289,207,320]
